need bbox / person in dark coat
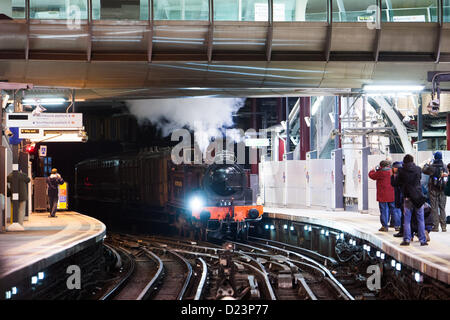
[7,171,31,225]
[391,161,404,237]
[47,168,64,218]
[369,160,396,232]
[391,154,428,246]
[423,151,448,232]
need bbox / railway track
[98,233,354,301]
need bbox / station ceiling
[1,60,450,100]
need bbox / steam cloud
[127,98,246,151]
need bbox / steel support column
[447,113,450,150]
[299,97,311,160]
[251,98,258,174]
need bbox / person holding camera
[391,154,428,246]
[369,160,396,232]
[422,151,447,232]
[47,168,64,218]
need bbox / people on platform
[391,154,428,246]
[422,152,448,232]
[7,170,31,225]
[391,161,404,237]
[369,160,396,232]
[47,168,64,218]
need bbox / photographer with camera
[369,160,396,232]
[423,151,448,232]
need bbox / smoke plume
[127,98,246,151]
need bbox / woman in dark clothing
[391,154,428,246]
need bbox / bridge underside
[1,21,450,99]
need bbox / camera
[427,99,440,116]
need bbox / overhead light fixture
[363,85,425,93]
[22,98,67,106]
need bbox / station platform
[265,207,450,285]
[0,211,106,294]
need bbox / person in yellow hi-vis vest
[47,168,64,218]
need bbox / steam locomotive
[74,147,263,240]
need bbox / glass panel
[154,0,208,20]
[0,0,26,19]
[332,0,377,22]
[382,0,438,22]
[92,0,149,20]
[273,0,327,21]
[444,0,450,22]
[30,0,88,19]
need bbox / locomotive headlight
[189,196,204,211]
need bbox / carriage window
[154,0,208,20]
[30,0,88,19]
[92,0,149,20]
[272,0,327,21]
[382,0,437,22]
[0,0,26,19]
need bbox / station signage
[18,128,87,142]
[6,113,83,128]
[245,138,270,147]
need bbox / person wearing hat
[46,168,64,218]
[423,151,448,232]
[392,154,428,246]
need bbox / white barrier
[259,158,333,209]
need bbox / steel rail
[248,239,354,300]
[103,243,122,269]
[298,276,318,301]
[169,250,193,300]
[136,247,164,300]
[99,246,136,300]
[238,253,277,300]
[194,257,208,300]
[249,236,337,266]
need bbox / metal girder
[435,0,444,63]
[373,0,382,62]
[324,0,333,62]
[148,0,154,63]
[265,0,273,62]
[206,0,214,63]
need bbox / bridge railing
[1,0,448,24]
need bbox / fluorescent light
[265,225,269,230]
[290,226,294,231]
[5,291,11,299]
[380,253,385,260]
[11,287,17,295]
[340,233,344,240]
[270,225,275,230]
[304,225,308,231]
[283,224,288,230]
[376,251,381,257]
[391,260,396,267]
[363,85,425,92]
[22,98,67,106]
[396,263,401,271]
[31,276,38,284]
[311,96,324,115]
[38,272,45,280]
